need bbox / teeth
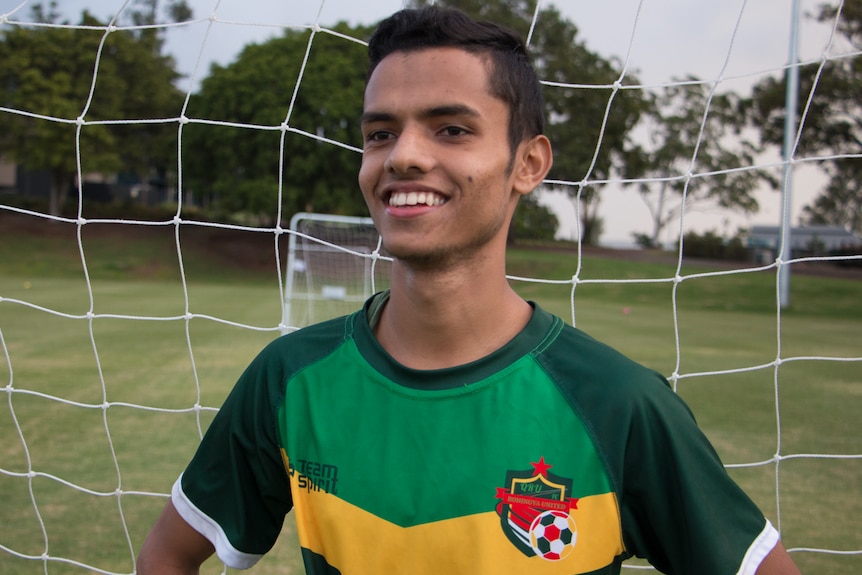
[389,191,445,207]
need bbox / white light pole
[779,0,802,309]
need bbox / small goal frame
[283,212,388,328]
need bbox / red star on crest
[530,456,552,477]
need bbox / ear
[512,135,553,197]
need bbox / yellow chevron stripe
[291,479,624,574]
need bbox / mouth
[387,189,447,208]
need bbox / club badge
[495,457,579,561]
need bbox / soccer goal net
[284,212,390,328]
[0,1,860,575]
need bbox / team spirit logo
[495,457,579,561]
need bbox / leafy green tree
[410,0,646,244]
[113,0,192,205]
[801,159,862,234]
[509,194,559,244]
[181,24,373,222]
[0,2,185,215]
[620,78,771,247]
[127,0,193,29]
[751,2,861,233]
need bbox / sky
[1,0,845,245]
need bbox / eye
[440,125,469,137]
[364,130,394,143]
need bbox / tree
[509,194,559,244]
[620,78,771,247]
[802,157,862,233]
[112,0,193,206]
[181,23,373,222]
[751,2,862,233]
[410,0,646,244]
[0,2,185,216]
[127,0,193,30]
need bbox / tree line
[1,0,859,244]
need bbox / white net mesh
[0,1,860,573]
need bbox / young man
[138,7,802,574]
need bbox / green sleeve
[175,337,294,567]
[617,376,769,574]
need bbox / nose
[384,127,434,175]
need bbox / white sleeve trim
[171,474,263,570]
[736,519,780,575]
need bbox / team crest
[495,457,579,561]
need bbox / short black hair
[366,6,545,158]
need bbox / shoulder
[257,312,356,368]
[533,314,672,403]
[233,312,359,403]
[530,311,694,471]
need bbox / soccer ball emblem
[529,510,577,561]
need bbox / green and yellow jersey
[174,292,777,574]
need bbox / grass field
[1,213,860,574]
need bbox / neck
[374,254,532,370]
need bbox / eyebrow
[360,104,481,125]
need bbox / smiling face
[358,47,527,269]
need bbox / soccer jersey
[173,291,778,575]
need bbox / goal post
[284,212,391,329]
